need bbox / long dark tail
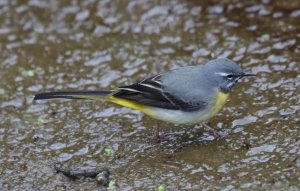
[34,90,113,101]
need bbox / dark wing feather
[162,92,207,112]
[113,75,207,111]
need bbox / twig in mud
[55,163,110,185]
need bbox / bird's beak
[241,72,256,77]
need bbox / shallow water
[0,0,299,190]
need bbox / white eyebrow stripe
[215,72,238,77]
[215,72,231,76]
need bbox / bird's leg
[151,122,169,141]
[203,122,222,139]
[155,124,160,138]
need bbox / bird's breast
[209,91,229,118]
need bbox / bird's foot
[208,128,222,139]
[203,123,223,139]
[149,123,170,142]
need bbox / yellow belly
[209,91,229,118]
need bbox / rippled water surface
[1,0,300,190]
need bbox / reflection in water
[0,0,299,190]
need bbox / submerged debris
[36,118,45,126]
[107,180,117,190]
[96,170,110,186]
[55,163,110,185]
[22,69,35,77]
[155,185,167,191]
[103,147,114,156]
[241,140,252,150]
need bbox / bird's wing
[112,74,207,111]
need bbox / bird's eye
[226,74,234,80]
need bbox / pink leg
[151,122,169,142]
[203,123,222,139]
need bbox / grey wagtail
[34,58,255,138]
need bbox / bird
[34,58,255,139]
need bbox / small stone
[96,171,110,186]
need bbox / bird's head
[204,58,256,93]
